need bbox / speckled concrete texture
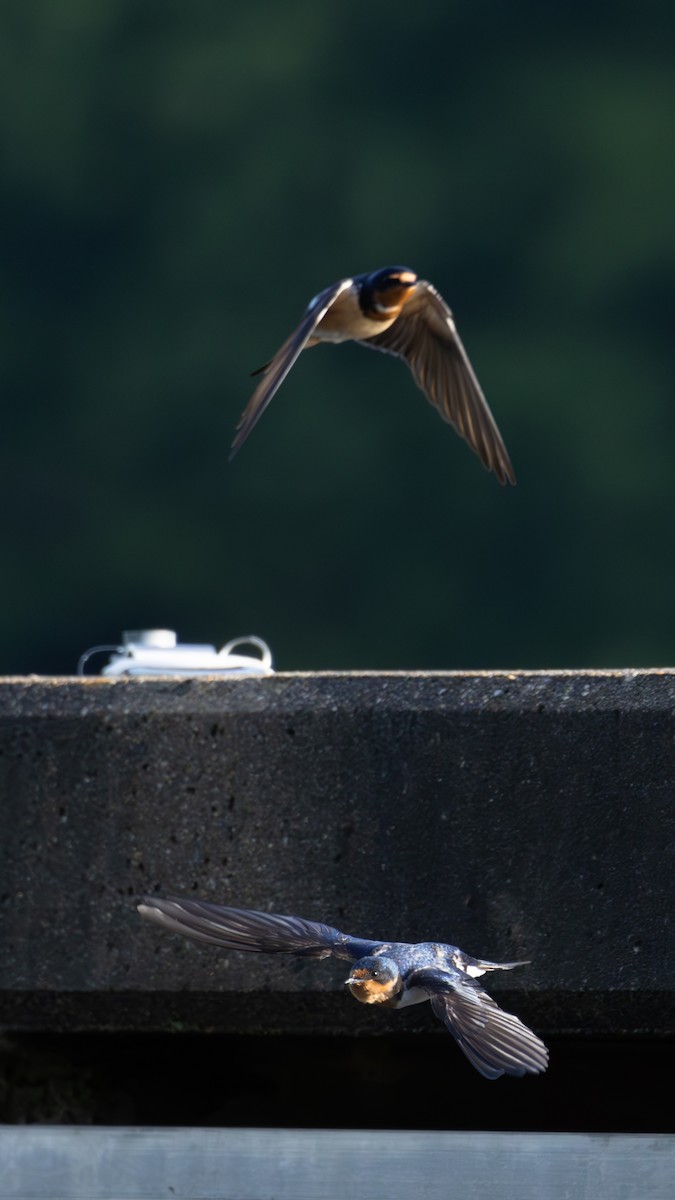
[0,670,673,1035]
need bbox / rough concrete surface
[0,670,673,1036]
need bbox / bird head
[345,955,402,1004]
[364,267,417,312]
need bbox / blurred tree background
[0,0,673,673]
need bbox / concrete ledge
[2,1128,673,1200]
[0,671,673,1035]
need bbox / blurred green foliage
[0,0,673,672]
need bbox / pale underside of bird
[138,895,548,1080]
[229,268,515,485]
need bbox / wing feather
[359,280,515,485]
[429,982,548,1079]
[137,895,371,961]
[229,278,353,459]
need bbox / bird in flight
[138,895,547,1079]
[229,266,515,484]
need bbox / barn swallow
[138,896,547,1079]
[229,266,515,484]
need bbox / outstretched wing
[428,976,548,1079]
[229,277,353,459]
[137,895,372,962]
[358,280,515,485]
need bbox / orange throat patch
[347,975,397,1005]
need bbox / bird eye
[371,969,379,979]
